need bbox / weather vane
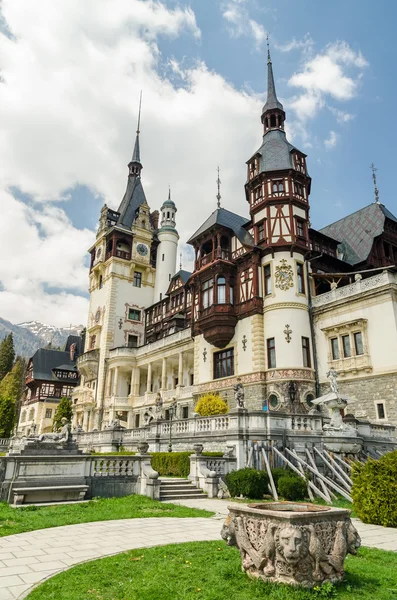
[216,166,221,208]
[370,163,380,204]
[137,90,142,134]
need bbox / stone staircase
[159,478,207,501]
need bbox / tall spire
[370,163,380,204]
[129,92,142,175]
[216,166,221,209]
[262,36,284,114]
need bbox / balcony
[312,270,396,308]
[196,248,232,270]
[77,349,100,378]
[105,249,131,261]
[195,304,237,348]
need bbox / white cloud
[324,130,338,148]
[222,0,266,50]
[328,106,355,123]
[0,0,263,326]
[276,34,314,57]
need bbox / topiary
[278,474,307,501]
[352,450,397,527]
[225,468,269,499]
[195,393,228,416]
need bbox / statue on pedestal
[38,418,70,443]
[155,393,163,419]
[233,378,245,409]
[326,367,339,394]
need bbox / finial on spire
[370,163,380,204]
[137,90,142,135]
[266,34,271,63]
[168,185,171,201]
[216,166,221,209]
[180,252,182,271]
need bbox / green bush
[271,467,288,487]
[352,450,397,527]
[225,468,269,498]
[149,452,223,478]
[277,474,307,501]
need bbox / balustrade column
[178,352,183,387]
[161,358,167,390]
[146,363,152,393]
[113,367,119,397]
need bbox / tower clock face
[136,243,148,256]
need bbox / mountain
[0,318,83,358]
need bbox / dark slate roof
[31,349,78,382]
[117,176,147,229]
[174,270,191,284]
[130,133,141,164]
[319,203,397,265]
[262,56,284,113]
[53,364,78,372]
[187,207,254,246]
[248,129,300,174]
[64,335,83,355]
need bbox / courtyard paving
[0,498,396,600]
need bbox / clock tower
[245,45,315,408]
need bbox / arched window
[270,114,276,128]
[217,277,226,304]
[272,180,284,194]
[167,211,170,219]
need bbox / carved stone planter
[221,502,360,588]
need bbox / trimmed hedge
[277,474,307,501]
[352,450,397,527]
[150,452,224,478]
[225,468,269,499]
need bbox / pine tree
[53,397,73,430]
[0,333,15,382]
[0,358,24,437]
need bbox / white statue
[38,418,70,443]
[234,378,245,409]
[326,367,339,394]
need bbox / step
[160,484,196,490]
[160,493,207,500]
[160,489,205,497]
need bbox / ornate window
[301,337,311,368]
[128,308,141,321]
[89,335,96,350]
[202,278,213,309]
[45,408,52,419]
[267,337,276,369]
[272,180,284,195]
[294,154,306,174]
[249,160,258,179]
[213,348,234,379]
[268,394,279,408]
[322,319,371,374]
[253,185,263,205]
[264,264,272,296]
[294,182,304,197]
[217,276,226,304]
[133,272,142,288]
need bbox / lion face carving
[276,525,308,565]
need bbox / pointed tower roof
[117,93,148,229]
[262,42,284,114]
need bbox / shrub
[352,450,397,527]
[225,468,269,498]
[195,393,228,416]
[150,452,191,477]
[278,474,307,501]
[271,467,288,487]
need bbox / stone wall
[320,372,397,425]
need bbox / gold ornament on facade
[275,259,294,291]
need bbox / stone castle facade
[58,51,397,435]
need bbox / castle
[70,49,397,435]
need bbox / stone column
[127,410,134,429]
[129,369,134,396]
[83,410,89,431]
[134,367,141,396]
[161,358,167,390]
[146,363,152,393]
[106,369,113,397]
[178,352,183,387]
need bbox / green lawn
[27,541,397,600]
[0,496,213,537]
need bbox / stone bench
[13,485,89,505]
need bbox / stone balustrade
[312,270,395,307]
[0,438,10,452]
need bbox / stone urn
[221,502,361,588]
[137,441,149,455]
[193,443,204,456]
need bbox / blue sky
[0,0,396,326]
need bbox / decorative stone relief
[221,503,361,588]
[275,260,294,291]
[283,325,292,343]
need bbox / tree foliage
[195,393,228,416]
[53,397,73,430]
[0,358,25,437]
[0,333,15,382]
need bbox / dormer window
[249,160,258,180]
[294,154,306,174]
